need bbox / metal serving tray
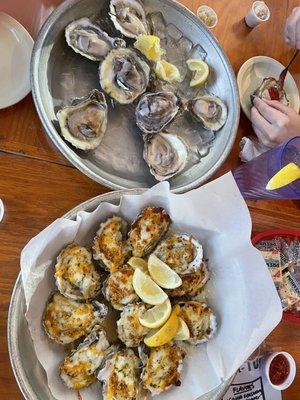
[8,190,232,399]
[31,0,239,193]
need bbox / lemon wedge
[266,162,300,190]
[155,60,181,83]
[139,299,172,329]
[132,268,168,305]
[127,256,148,272]
[148,254,182,289]
[186,59,209,87]
[144,305,180,347]
[134,34,165,62]
[174,317,190,340]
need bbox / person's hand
[251,97,300,147]
[285,7,300,48]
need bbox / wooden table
[0,0,299,399]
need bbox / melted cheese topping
[60,330,110,390]
[141,344,185,395]
[117,303,149,347]
[105,266,138,310]
[129,207,171,257]
[167,263,209,297]
[103,349,140,400]
[93,217,130,273]
[180,301,217,344]
[43,292,101,344]
[55,244,101,300]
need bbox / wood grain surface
[0,1,300,399]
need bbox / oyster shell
[154,234,203,275]
[65,17,125,61]
[109,0,150,39]
[54,243,101,301]
[128,206,171,257]
[188,94,227,131]
[93,216,131,273]
[143,132,188,181]
[103,265,138,310]
[98,348,141,400]
[99,48,150,104]
[60,327,110,390]
[179,301,217,345]
[43,292,108,345]
[251,77,289,105]
[117,303,149,347]
[141,343,186,395]
[57,89,108,150]
[136,92,180,134]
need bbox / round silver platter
[8,190,232,400]
[31,0,239,193]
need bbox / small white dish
[237,55,300,120]
[0,12,34,109]
[0,199,4,223]
[263,351,296,391]
[197,5,218,29]
[245,1,270,28]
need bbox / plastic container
[263,351,296,390]
[197,5,218,29]
[245,1,270,28]
[252,228,300,323]
[233,136,300,199]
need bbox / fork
[278,49,299,91]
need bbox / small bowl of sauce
[264,352,296,390]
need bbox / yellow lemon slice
[148,254,182,289]
[134,34,165,62]
[266,162,300,190]
[174,317,190,340]
[186,59,209,87]
[144,305,180,347]
[127,256,148,272]
[155,60,181,83]
[139,299,172,329]
[132,268,168,305]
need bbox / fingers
[285,7,300,48]
[250,106,274,147]
[252,124,274,148]
[260,98,293,115]
[253,97,284,124]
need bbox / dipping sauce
[254,3,269,20]
[269,354,290,385]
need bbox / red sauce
[269,354,290,385]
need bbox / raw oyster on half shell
[251,77,289,106]
[57,89,108,150]
[188,94,227,131]
[143,132,188,181]
[60,328,110,390]
[136,92,180,134]
[43,292,108,345]
[65,17,125,61]
[109,0,150,39]
[99,47,150,104]
[54,243,101,301]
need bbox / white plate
[0,12,34,109]
[237,55,300,120]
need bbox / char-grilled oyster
[65,17,125,61]
[188,94,227,131]
[143,132,188,181]
[57,89,108,150]
[99,48,150,104]
[141,343,186,395]
[93,216,131,273]
[109,0,150,39]
[128,206,171,257]
[251,77,289,105]
[43,292,108,345]
[104,265,138,310]
[167,263,209,298]
[98,348,141,400]
[117,303,149,347]
[154,235,203,275]
[179,301,217,345]
[54,243,101,301]
[136,92,180,134]
[60,328,110,390]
